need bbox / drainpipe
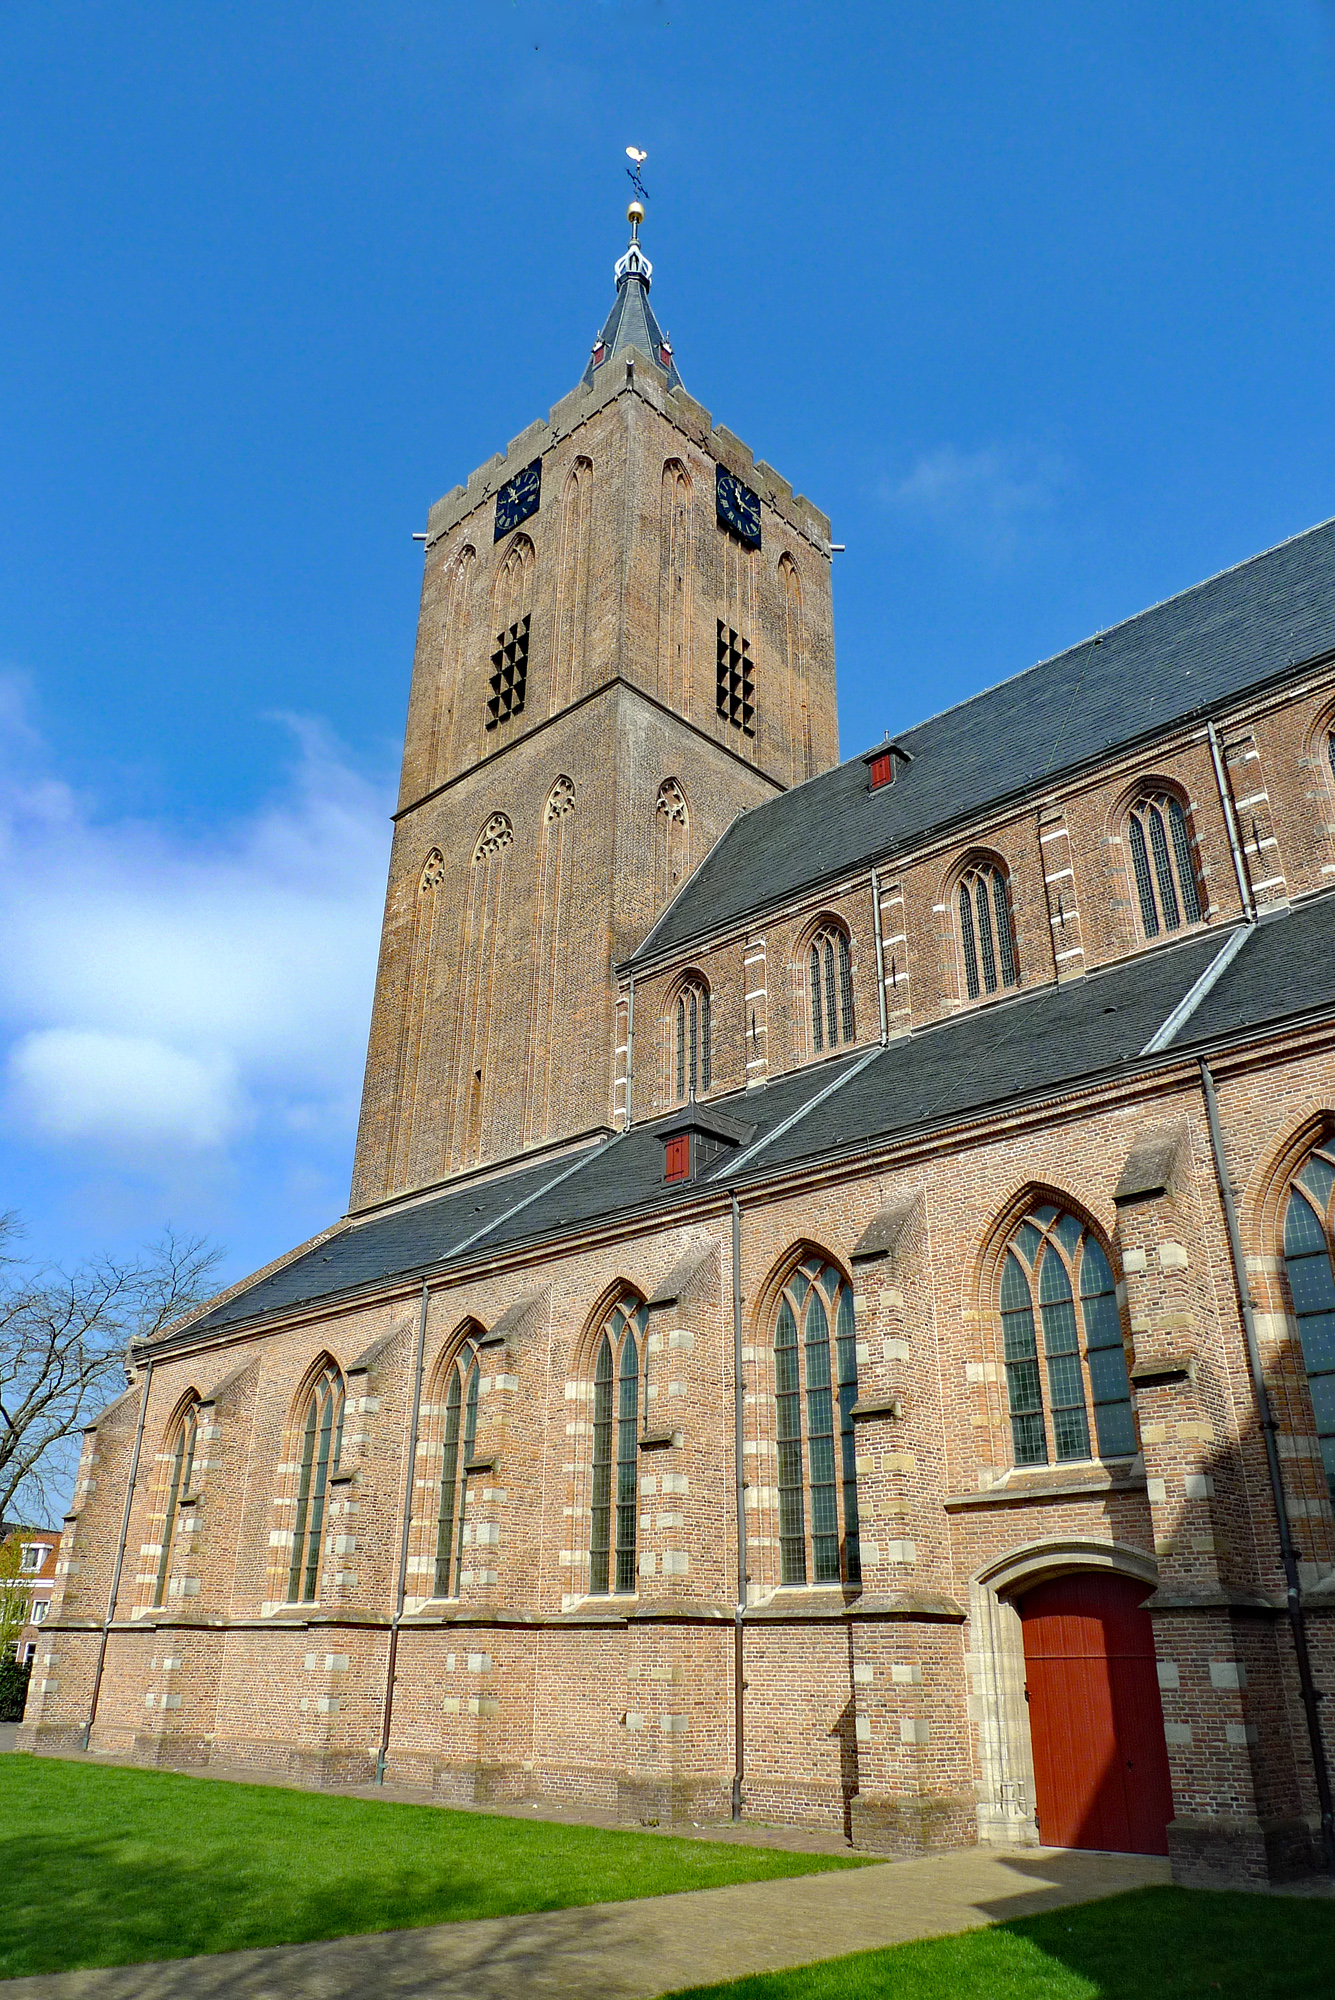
[870,869,888,1046]
[1207,720,1256,922]
[376,1280,430,1786]
[1198,1058,1335,1871]
[82,1348,154,1750]
[730,1192,747,1821]
[625,976,636,1131]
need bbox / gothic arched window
[808,926,855,1054]
[774,1256,861,1587]
[590,1297,648,1594]
[1128,791,1202,938]
[288,1364,344,1603]
[674,978,711,1100]
[656,778,689,903]
[434,1339,481,1597]
[999,1207,1134,1467]
[958,862,1019,1000]
[1282,1144,1335,1501]
[153,1399,198,1607]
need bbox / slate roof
[628,516,1335,969]
[580,253,682,392]
[156,896,1335,1354]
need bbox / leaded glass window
[1128,793,1202,938]
[434,1342,481,1597]
[1282,1144,1335,1502]
[774,1256,861,1587]
[675,981,711,1100]
[153,1402,198,1608]
[999,1208,1135,1467]
[590,1298,649,1593]
[288,1364,344,1603]
[958,864,1019,1000]
[808,928,855,1054]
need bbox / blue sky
[4,1,1335,1288]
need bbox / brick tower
[350,204,840,1209]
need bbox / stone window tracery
[287,1363,344,1604]
[774,1256,860,1587]
[957,861,1019,1000]
[589,1297,649,1594]
[807,925,854,1054]
[998,1206,1134,1468]
[656,778,689,903]
[545,775,576,822]
[152,1399,198,1608]
[1127,790,1202,938]
[1281,1143,1335,1501]
[473,814,514,864]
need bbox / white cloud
[886,442,1070,560]
[0,683,393,1168]
[10,1030,240,1149]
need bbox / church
[23,202,1335,1888]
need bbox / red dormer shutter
[870,752,893,790]
[665,1135,690,1183]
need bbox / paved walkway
[3,1846,1169,1999]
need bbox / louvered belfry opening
[716,619,755,735]
[486,613,530,730]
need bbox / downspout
[1198,1058,1335,1871]
[1207,720,1256,922]
[376,1279,430,1786]
[730,1192,747,1821]
[82,1348,154,1750]
[625,975,635,1131]
[870,869,888,1046]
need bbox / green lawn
[665,1884,1335,2000]
[0,1753,865,1979]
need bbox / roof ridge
[885,512,1335,748]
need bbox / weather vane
[625,146,649,205]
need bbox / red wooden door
[1020,1571,1174,1855]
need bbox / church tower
[350,204,840,1210]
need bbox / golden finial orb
[627,199,645,227]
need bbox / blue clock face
[716,465,762,550]
[494,458,542,542]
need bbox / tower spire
[582,194,682,390]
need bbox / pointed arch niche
[552,458,594,709]
[655,777,689,908]
[523,776,579,1146]
[385,845,447,1192]
[426,543,476,786]
[779,553,812,784]
[658,460,693,712]
[445,812,515,1171]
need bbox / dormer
[863,737,914,792]
[656,1104,756,1185]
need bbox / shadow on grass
[664,1885,1335,2000]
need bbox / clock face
[494,458,542,542]
[716,465,762,550]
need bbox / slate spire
[582,201,683,391]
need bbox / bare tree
[0,1218,223,1524]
